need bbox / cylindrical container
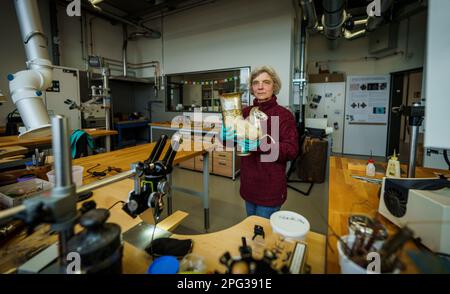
[348,215,388,249]
[47,165,84,187]
[179,253,207,274]
[338,235,368,274]
[220,92,244,122]
[270,211,310,241]
[337,235,399,274]
[366,159,376,176]
[219,92,248,156]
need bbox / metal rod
[52,115,73,187]
[203,152,209,231]
[102,68,111,151]
[408,125,419,178]
[131,163,141,195]
[76,169,135,196]
[0,205,26,221]
[0,170,135,223]
[122,24,128,77]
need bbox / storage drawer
[213,158,233,177]
[194,154,212,172]
[213,151,233,161]
[178,157,195,170]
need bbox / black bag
[145,238,193,258]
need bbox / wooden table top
[327,156,447,274]
[0,129,118,148]
[121,214,326,274]
[150,121,217,132]
[73,141,206,183]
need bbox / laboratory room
[0,0,449,278]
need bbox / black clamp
[252,225,265,240]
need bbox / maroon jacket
[239,96,298,207]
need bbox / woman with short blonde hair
[221,65,298,219]
[249,66,282,96]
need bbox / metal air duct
[321,0,346,40]
[8,0,52,138]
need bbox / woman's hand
[220,125,236,141]
[236,138,260,153]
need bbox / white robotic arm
[7,0,53,138]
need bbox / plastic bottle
[366,158,376,177]
[386,150,401,178]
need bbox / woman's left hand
[236,138,260,153]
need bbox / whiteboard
[343,75,390,157]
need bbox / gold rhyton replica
[219,92,273,156]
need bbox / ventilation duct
[321,0,346,40]
[299,0,319,31]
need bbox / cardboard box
[309,73,345,83]
[0,178,52,208]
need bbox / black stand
[286,156,314,196]
[286,125,314,196]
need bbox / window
[166,67,250,112]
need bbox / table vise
[122,134,182,220]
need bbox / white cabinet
[44,66,81,130]
[305,82,346,153]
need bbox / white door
[305,82,346,153]
[343,75,390,157]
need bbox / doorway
[387,68,423,165]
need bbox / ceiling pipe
[122,24,128,77]
[344,29,366,40]
[79,2,161,37]
[321,0,346,40]
[299,0,319,32]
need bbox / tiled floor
[160,166,329,236]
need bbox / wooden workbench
[0,129,118,149]
[66,177,325,274]
[0,142,326,274]
[80,177,325,274]
[74,140,214,231]
[327,156,447,273]
[73,141,204,179]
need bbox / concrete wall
[133,0,295,122]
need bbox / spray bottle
[366,150,376,177]
[386,150,401,178]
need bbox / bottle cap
[390,150,398,161]
[368,159,375,163]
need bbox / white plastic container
[47,165,84,187]
[270,211,310,241]
[337,235,368,274]
[366,159,376,177]
[337,235,399,274]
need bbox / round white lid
[270,211,310,238]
